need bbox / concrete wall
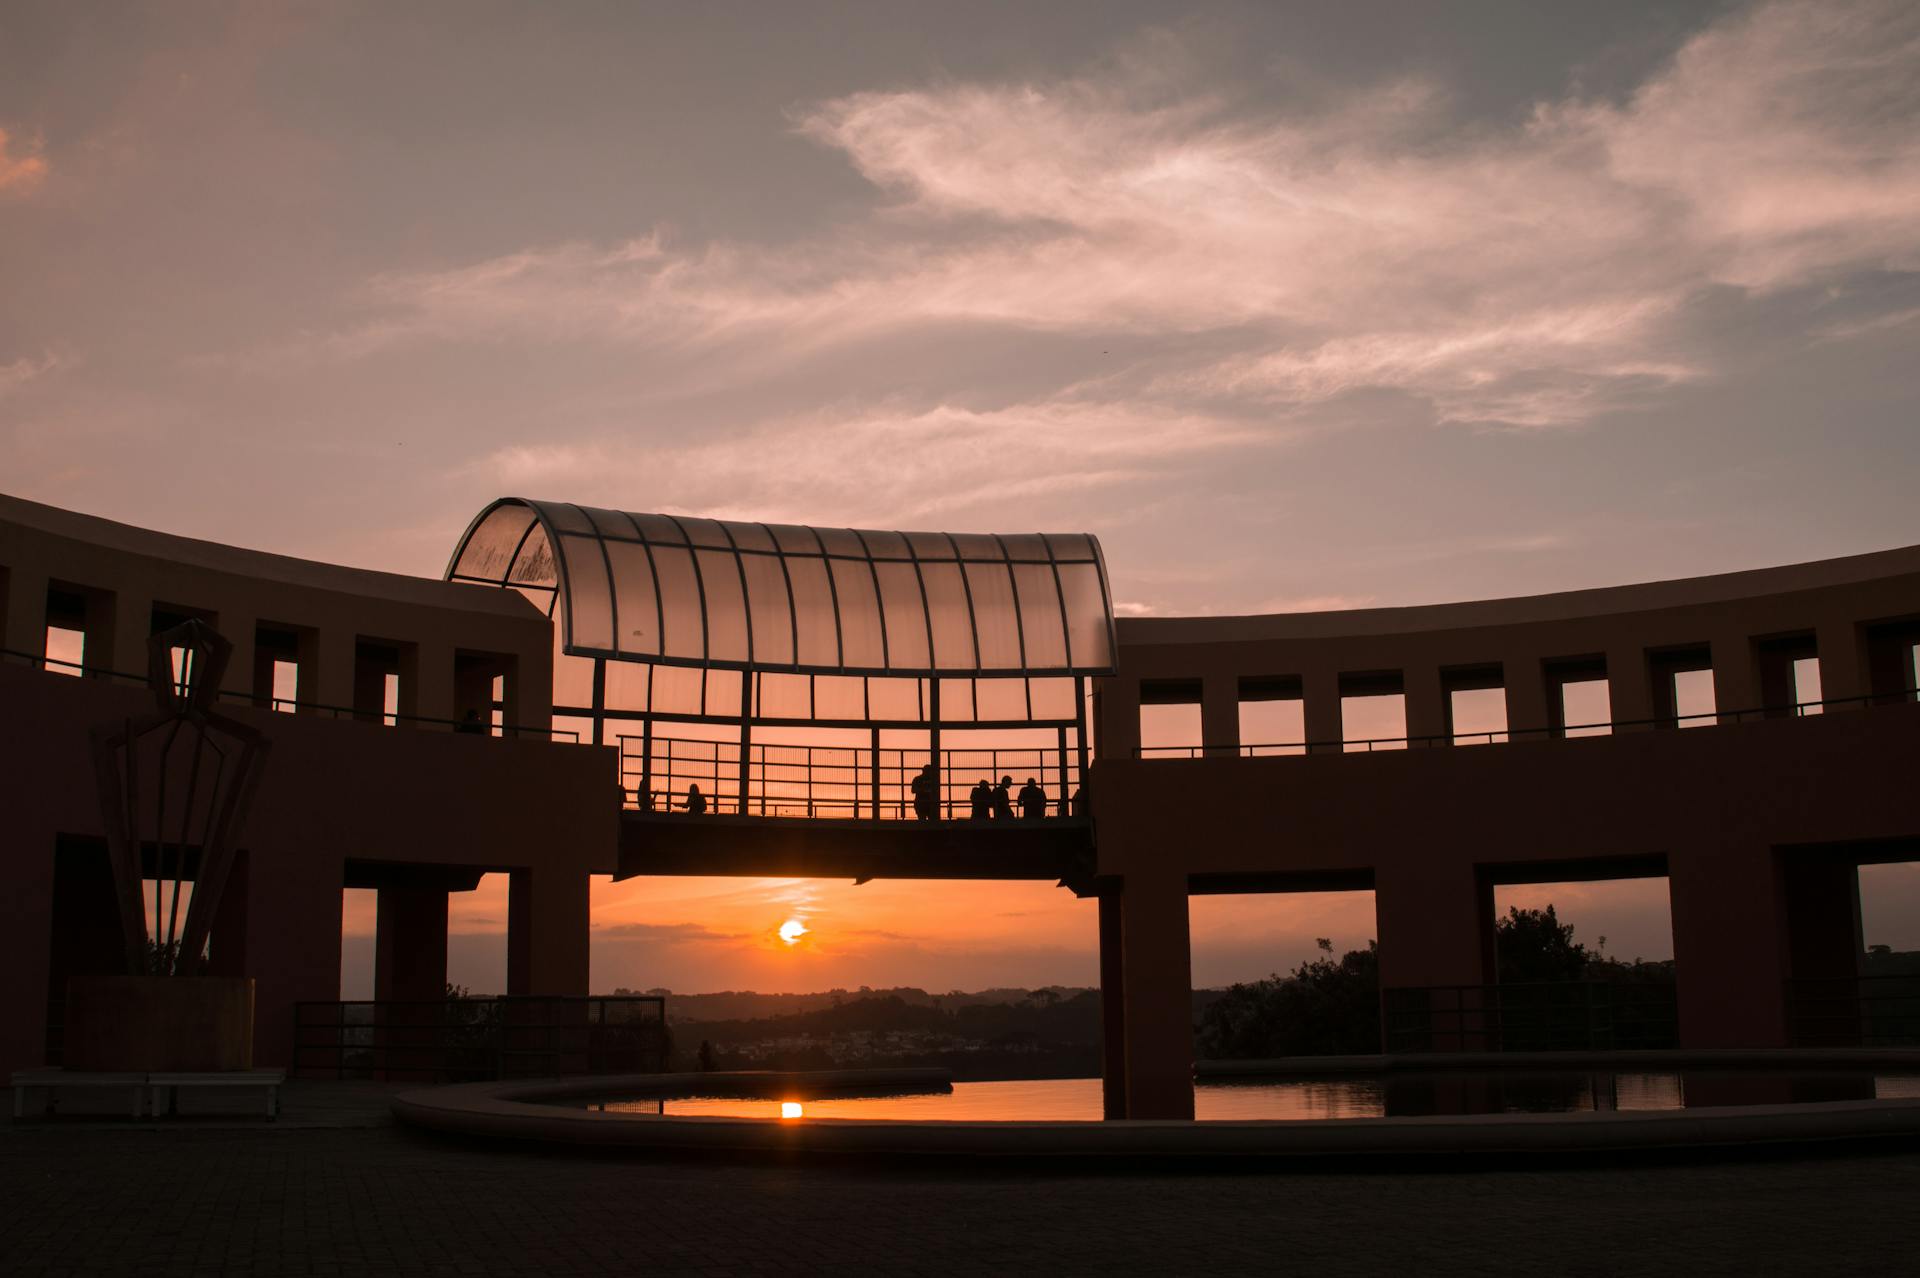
[0,495,616,1079]
[1091,544,1920,1117]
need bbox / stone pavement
[4,1086,1920,1275]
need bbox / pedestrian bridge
[448,498,1114,876]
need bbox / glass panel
[975,678,1029,721]
[551,627,594,709]
[726,522,776,552]
[1043,533,1098,563]
[695,549,751,664]
[705,668,743,714]
[604,657,651,713]
[650,664,705,716]
[829,559,886,668]
[558,535,614,651]
[766,524,821,553]
[936,677,976,722]
[785,556,840,667]
[1012,563,1068,668]
[629,513,687,544]
[918,562,976,669]
[741,553,795,667]
[859,529,911,560]
[679,517,733,549]
[604,541,660,657]
[1000,533,1051,562]
[949,533,1002,560]
[582,506,637,539]
[509,525,559,588]
[963,562,1023,668]
[453,505,535,581]
[538,501,593,534]
[868,676,923,721]
[906,532,955,559]
[1056,563,1112,670]
[755,672,811,719]
[813,674,866,720]
[873,562,931,670]
[815,528,866,557]
[647,545,705,660]
[1029,677,1078,720]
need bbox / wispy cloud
[0,128,47,196]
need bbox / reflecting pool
[574,1070,1920,1122]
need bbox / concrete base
[64,976,255,1072]
[392,1056,1920,1162]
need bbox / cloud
[0,351,75,400]
[0,128,47,196]
[255,0,1920,453]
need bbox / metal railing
[618,734,1084,821]
[1786,975,1920,1047]
[291,995,668,1081]
[1383,981,1679,1054]
[1140,692,1907,758]
[3,647,579,742]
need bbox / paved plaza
[3,1084,1920,1275]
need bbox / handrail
[1136,691,1910,758]
[2,646,580,742]
[616,733,1083,822]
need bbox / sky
[8,1,1920,992]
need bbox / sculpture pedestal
[64,976,255,1071]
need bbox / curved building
[3,490,1917,1118]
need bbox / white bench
[149,1070,286,1120]
[11,1068,148,1119]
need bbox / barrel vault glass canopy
[447,499,1118,684]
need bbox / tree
[1495,905,1589,983]
[1194,943,1381,1059]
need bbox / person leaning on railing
[1017,777,1047,820]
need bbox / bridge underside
[616,814,1096,882]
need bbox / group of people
[910,764,1048,821]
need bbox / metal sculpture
[88,620,269,975]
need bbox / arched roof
[446,498,1117,678]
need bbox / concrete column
[242,848,344,1070]
[2,566,48,659]
[1816,619,1869,708]
[374,886,449,1002]
[1097,677,1141,758]
[1097,889,1127,1120]
[1375,860,1493,1051]
[506,867,590,996]
[1606,645,1655,730]
[1502,655,1551,741]
[218,612,257,703]
[513,647,553,735]
[1199,675,1238,758]
[1711,633,1761,724]
[1403,665,1447,745]
[1668,841,1788,1049]
[1117,872,1193,1120]
[109,592,154,677]
[313,629,356,715]
[1302,669,1342,754]
[411,640,457,726]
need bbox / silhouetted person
[456,709,485,735]
[697,1039,716,1072]
[634,786,655,812]
[991,775,1015,820]
[1018,777,1047,820]
[969,779,992,820]
[911,762,939,821]
[681,783,707,815]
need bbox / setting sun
[778,918,809,946]
[780,1102,804,1119]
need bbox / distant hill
[612,985,1094,1024]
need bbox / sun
[778,918,808,945]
